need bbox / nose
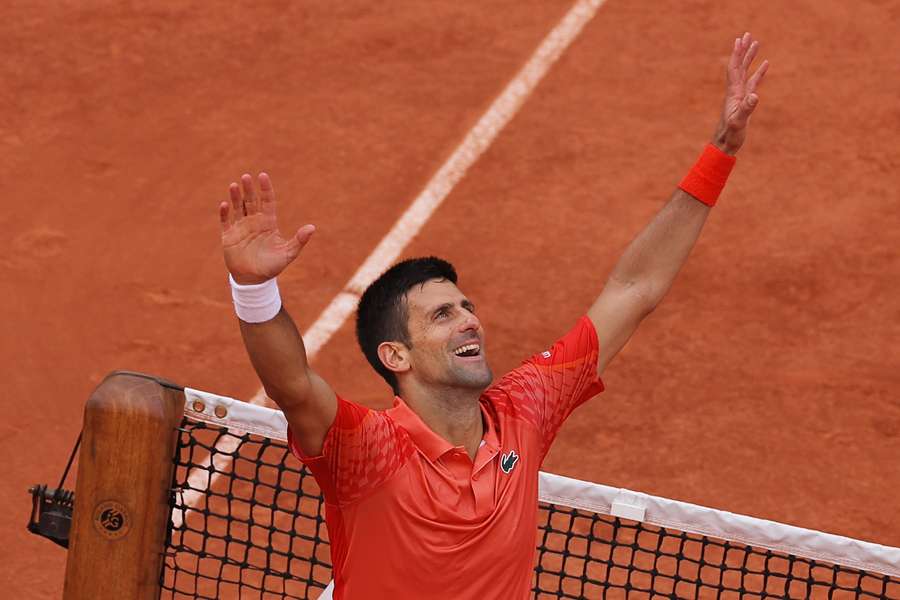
[459,311,481,334]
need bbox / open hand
[713,32,769,155]
[218,173,315,284]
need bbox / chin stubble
[448,359,493,389]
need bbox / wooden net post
[63,372,184,599]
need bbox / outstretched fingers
[219,201,231,233]
[727,32,768,100]
[258,172,277,217]
[740,40,760,76]
[728,36,742,75]
[223,172,278,233]
[727,37,747,88]
[241,173,259,215]
[746,59,769,95]
[728,33,759,85]
[229,182,243,219]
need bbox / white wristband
[229,275,282,323]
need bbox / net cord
[182,387,900,579]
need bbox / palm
[721,91,749,150]
[218,173,315,285]
[223,214,297,281]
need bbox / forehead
[405,278,467,314]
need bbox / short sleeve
[287,396,414,506]
[492,316,604,457]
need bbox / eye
[435,308,450,320]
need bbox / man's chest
[367,422,540,523]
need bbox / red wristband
[678,144,736,207]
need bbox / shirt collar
[387,395,499,463]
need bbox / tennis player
[218,34,767,599]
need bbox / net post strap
[185,387,289,441]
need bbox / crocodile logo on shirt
[500,450,519,474]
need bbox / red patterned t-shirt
[288,316,604,599]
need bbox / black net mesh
[161,417,900,599]
[533,503,900,599]
[161,418,331,599]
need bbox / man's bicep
[587,281,654,376]
[280,368,338,457]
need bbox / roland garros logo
[92,500,131,540]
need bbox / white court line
[173,0,607,544]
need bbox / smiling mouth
[452,342,481,358]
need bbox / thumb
[745,92,759,110]
[730,93,759,129]
[284,224,316,259]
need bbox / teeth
[453,343,480,356]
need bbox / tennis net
[160,387,900,599]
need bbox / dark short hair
[356,257,457,394]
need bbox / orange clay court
[2,1,899,598]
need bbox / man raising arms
[217,34,768,600]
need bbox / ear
[377,341,411,374]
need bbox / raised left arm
[589,32,769,376]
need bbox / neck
[402,381,484,459]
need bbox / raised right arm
[219,172,336,455]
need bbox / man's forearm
[607,189,711,311]
[238,307,313,407]
[587,35,765,375]
[605,33,767,312]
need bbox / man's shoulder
[480,365,544,429]
[324,395,415,452]
[484,359,544,398]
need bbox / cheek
[413,325,448,354]
[412,337,449,369]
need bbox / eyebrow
[430,302,453,318]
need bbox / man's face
[402,278,493,392]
